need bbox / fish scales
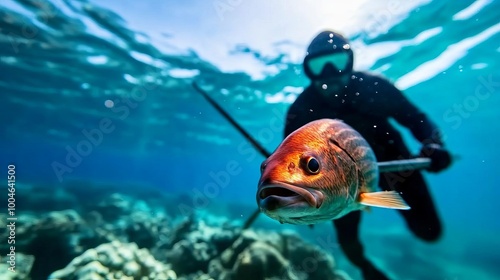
[257,118,409,225]
[329,120,379,191]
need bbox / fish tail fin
[359,191,410,210]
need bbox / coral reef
[206,230,348,280]
[5,184,352,280]
[49,241,177,280]
[150,216,349,279]
[0,253,34,280]
[0,210,86,279]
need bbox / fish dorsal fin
[359,191,410,210]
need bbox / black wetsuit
[284,71,443,280]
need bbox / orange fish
[257,119,410,225]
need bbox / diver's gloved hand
[419,143,452,173]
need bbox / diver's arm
[380,79,444,145]
[379,78,452,172]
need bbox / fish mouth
[257,181,324,213]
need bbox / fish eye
[302,156,320,174]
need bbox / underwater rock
[282,232,345,280]
[49,241,177,280]
[125,211,171,249]
[169,214,196,246]
[78,192,173,251]
[163,220,237,275]
[94,193,135,221]
[0,210,87,279]
[207,229,349,280]
[158,218,349,280]
[0,209,84,245]
[30,209,84,234]
[230,241,294,280]
[0,253,35,280]
[209,223,239,253]
[150,215,233,270]
[215,230,281,268]
[6,186,352,280]
[166,239,217,275]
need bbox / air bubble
[104,100,114,108]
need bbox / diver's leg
[380,170,442,241]
[333,211,390,280]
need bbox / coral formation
[206,230,348,280]
[0,253,34,280]
[4,184,352,280]
[49,241,177,280]
[0,210,87,279]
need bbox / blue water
[1,0,499,279]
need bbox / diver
[284,31,452,280]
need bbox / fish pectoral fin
[359,191,410,210]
